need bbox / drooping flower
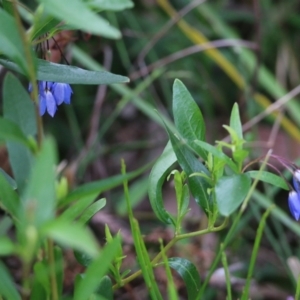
[288,190,300,221]
[52,82,73,105]
[29,81,72,117]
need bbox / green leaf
[215,174,251,216]
[165,126,212,214]
[42,219,99,257]
[0,168,17,189]
[172,79,207,159]
[247,170,288,190]
[0,9,29,75]
[0,261,21,300]
[78,198,106,224]
[3,73,36,193]
[37,0,121,38]
[148,142,177,224]
[0,236,15,256]
[59,192,99,220]
[54,246,64,297]
[73,238,120,300]
[0,118,32,147]
[229,103,243,140]
[194,140,238,172]
[32,261,50,297]
[168,257,201,300]
[0,172,19,217]
[21,138,56,227]
[132,219,163,300]
[61,162,150,207]
[96,276,113,300]
[0,58,129,85]
[85,0,134,11]
[30,14,61,41]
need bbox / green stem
[241,206,274,300]
[221,247,232,300]
[113,218,228,290]
[47,239,58,300]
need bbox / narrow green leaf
[42,220,99,257]
[21,138,56,227]
[59,192,99,221]
[85,0,134,11]
[62,162,151,207]
[148,142,177,224]
[229,103,243,139]
[32,261,50,297]
[0,261,21,300]
[29,14,61,41]
[132,219,163,300]
[37,0,121,38]
[0,172,19,217]
[0,58,129,84]
[247,171,288,190]
[0,9,29,75]
[168,257,201,300]
[74,238,120,300]
[172,79,207,159]
[165,126,212,214]
[194,140,238,172]
[3,73,36,193]
[78,198,106,224]
[54,246,64,297]
[215,174,251,216]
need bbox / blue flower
[52,82,73,105]
[29,81,72,117]
[288,191,300,221]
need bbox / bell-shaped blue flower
[288,190,300,221]
[29,81,72,117]
[52,82,72,105]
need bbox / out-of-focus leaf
[172,79,207,159]
[215,174,251,216]
[0,9,30,75]
[0,261,21,300]
[0,168,17,189]
[0,58,129,85]
[21,138,56,227]
[37,0,121,38]
[3,73,36,193]
[61,162,151,207]
[85,0,134,11]
[0,237,15,256]
[73,238,120,300]
[0,172,19,217]
[148,142,177,225]
[54,246,64,297]
[247,171,288,190]
[229,103,243,140]
[0,118,32,148]
[42,220,99,257]
[168,257,201,300]
[32,261,50,298]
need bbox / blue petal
[293,170,300,193]
[39,95,47,116]
[52,83,72,105]
[288,191,300,221]
[45,90,57,117]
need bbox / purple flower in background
[29,81,72,117]
[288,190,300,221]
